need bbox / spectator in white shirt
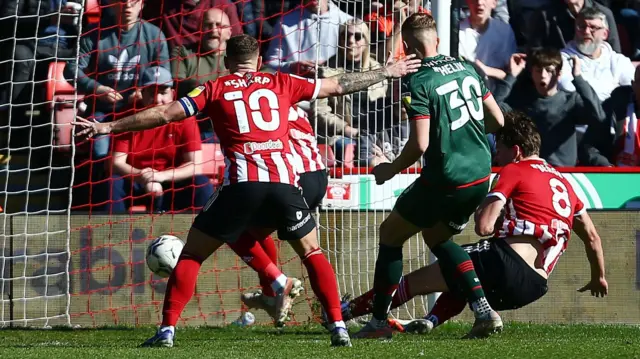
[264,0,352,76]
[558,7,635,102]
[459,0,517,82]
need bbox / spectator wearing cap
[105,66,213,213]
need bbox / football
[146,235,185,278]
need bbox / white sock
[327,321,346,331]
[271,274,288,293]
[425,314,439,327]
[159,325,175,335]
[471,297,492,317]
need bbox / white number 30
[549,178,571,218]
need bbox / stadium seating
[85,0,100,25]
[318,144,336,167]
[46,62,82,151]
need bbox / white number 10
[224,89,280,134]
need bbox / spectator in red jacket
[106,66,214,213]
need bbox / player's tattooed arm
[333,69,388,95]
[317,54,421,98]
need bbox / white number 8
[549,178,571,218]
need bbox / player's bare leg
[288,227,351,347]
[240,228,302,321]
[228,229,302,327]
[422,223,502,338]
[353,210,421,339]
[142,227,225,348]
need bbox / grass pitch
[0,322,638,358]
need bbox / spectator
[558,7,635,101]
[365,0,428,61]
[459,0,517,85]
[171,8,230,142]
[314,20,397,166]
[171,8,230,98]
[65,0,169,159]
[493,50,605,166]
[528,0,621,53]
[142,0,241,50]
[264,0,352,76]
[611,66,640,166]
[106,66,213,213]
[1,0,80,109]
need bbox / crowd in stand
[0,0,639,213]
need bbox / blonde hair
[338,19,376,70]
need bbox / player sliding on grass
[352,12,505,340]
[339,112,608,334]
[73,34,422,348]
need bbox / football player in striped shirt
[239,105,329,320]
[336,111,608,336]
[73,34,421,347]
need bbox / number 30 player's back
[179,71,321,186]
[407,55,493,187]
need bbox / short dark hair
[495,111,541,157]
[401,13,437,34]
[529,48,563,72]
[226,35,259,62]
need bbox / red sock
[302,248,342,324]
[350,276,412,317]
[228,232,283,285]
[425,292,466,327]
[258,235,278,297]
[162,254,203,326]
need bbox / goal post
[0,0,453,327]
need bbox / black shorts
[298,170,329,210]
[445,238,549,311]
[192,182,316,243]
[251,170,328,229]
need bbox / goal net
[0,0,435,328]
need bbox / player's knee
[379,217,399,245]
[287,228,320,258]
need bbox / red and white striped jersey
[178,72,321,185]
[287,106,325,174]
[488,159,585,275]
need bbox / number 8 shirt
[178,72,322,186]
[488,159,585,275]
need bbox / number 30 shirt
[178,72,322,186]
[488,159,585,274]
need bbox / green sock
[371,244,404,321]
[431,239,486,302]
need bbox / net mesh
[0,0,635,329]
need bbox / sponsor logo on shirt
[243,139,284,154]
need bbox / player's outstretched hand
[578,277,608,297]
[372,162,397,185]
[383,52,422,78]
[72,116,112,141]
